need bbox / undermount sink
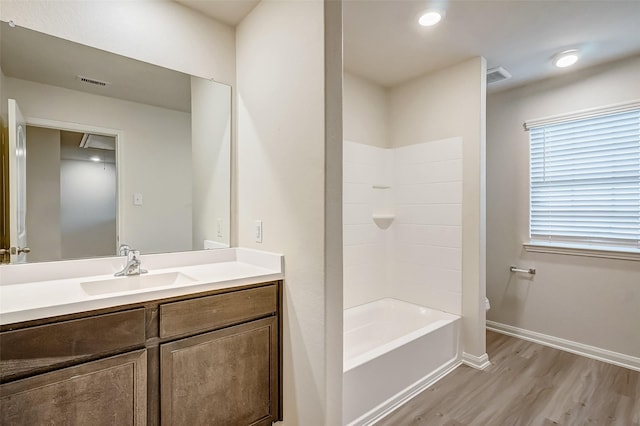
[81,272,197,295]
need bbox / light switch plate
[133,193,143,206]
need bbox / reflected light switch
[255,220,263,243]
[134,193,143,206]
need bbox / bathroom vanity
[0,249,284,426]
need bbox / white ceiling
[178,0,640,91]
[6,1,638,101]
[175,0,260,26]
[343,0,640,90]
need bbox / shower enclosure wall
[343,137,464,425]
[343,137,463,312]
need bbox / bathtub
[343,298,461,426]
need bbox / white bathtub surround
[393,138,463,314]
[343,139,462,314]
[343,141,394,309]
[343,298,461,426]
[0,248,284,325]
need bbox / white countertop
[0,248,284,325]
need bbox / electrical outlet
[255,220,263,243]
[217,218,223,237]
[133,193,143,206]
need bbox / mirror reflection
[0,22,231,264]
[27,128,117,262]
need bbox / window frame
[523,100,640,261]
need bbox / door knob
[9,246,31,255]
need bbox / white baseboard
[462,352,491,370]
[349,357,461,426]
[487,320,640,372]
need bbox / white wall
[25,126,61,262]
[60,159,116,259]
[6,77,192,254]
[191,77,231,249]
[487,55,640,358]
[343,72,389,148]
[236,0,342,423]
[389,57,487,358]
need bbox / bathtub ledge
[349,356,461,426]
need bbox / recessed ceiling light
[90,155,101,162]
[418,11,442,27]
[553,49,579,68]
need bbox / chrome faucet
[118,244,131,256]
[115,250,148,276]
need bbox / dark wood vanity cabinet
[161,317,278,426]
[0,281,283,426]
[0,349,147,425]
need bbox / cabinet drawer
[1,349,147,426]
[159,285,277,338]
[0,308,146,381]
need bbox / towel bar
[509,266,536,275]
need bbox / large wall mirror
[0,21,231,264]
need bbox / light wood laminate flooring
[377,331,640,426]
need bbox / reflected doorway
[26,126,117,262]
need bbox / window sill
[523,241,640,261]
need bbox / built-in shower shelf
[372,214,395,230]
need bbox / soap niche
[371,185,395,229]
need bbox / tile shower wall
[392,137,463,314]
[343,141,393,309]
[343,138,463,314]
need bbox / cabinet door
[0,349,147,426]
[161,317,278,426]
[0,308,146,381]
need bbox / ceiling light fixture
[418,11,442,27]
[90,156,101,162]
[553,49,579,68]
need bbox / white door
[8,99,28,263]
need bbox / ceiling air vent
[76,75,111,87]
[487,66,511,84]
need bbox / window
[525,102,640,253]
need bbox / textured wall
[487,55,640,358]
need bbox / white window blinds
[527,104,640,249]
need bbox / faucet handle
[128,250,140,261]
[119,244,131,256]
